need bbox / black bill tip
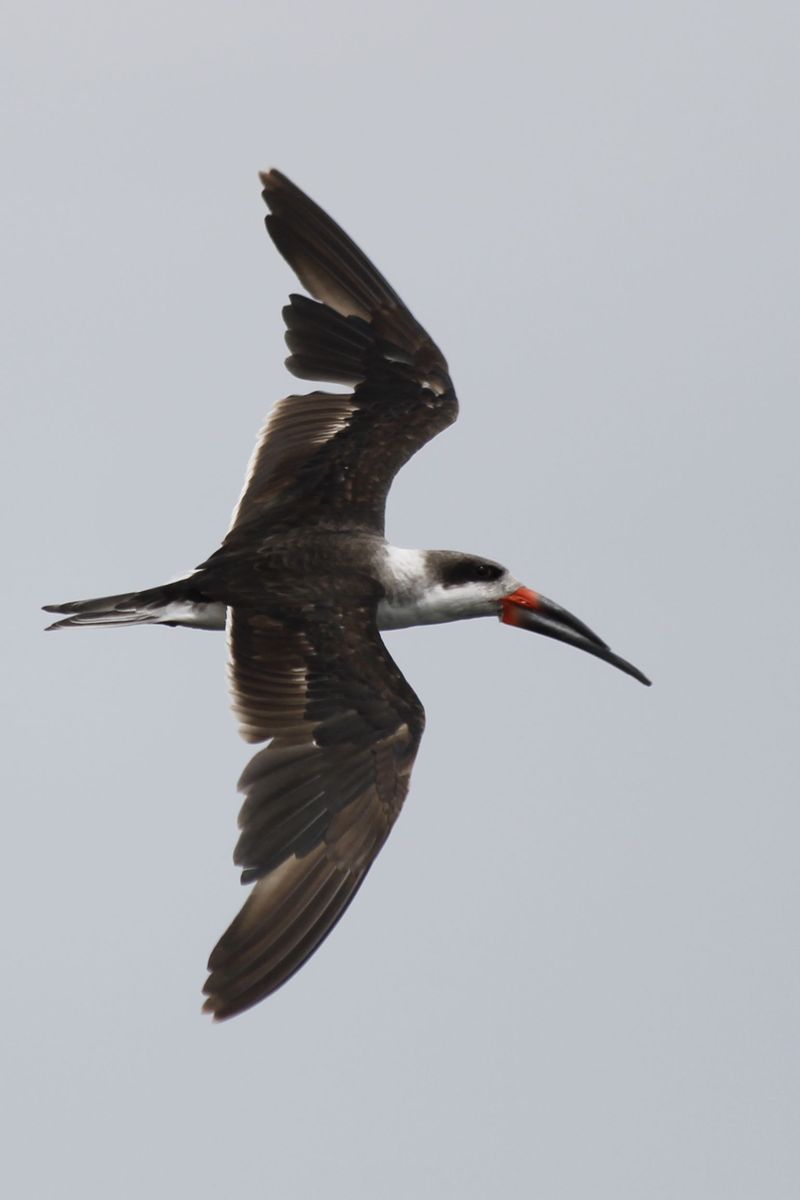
[501,588,651,687]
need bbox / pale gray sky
[3,2,799,1197]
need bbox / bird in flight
[46,170,650,1020]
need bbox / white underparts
[161,601,227,629]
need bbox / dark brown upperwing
[226,171,457,539]
[202,603,424,1019]
[263,168,446,368]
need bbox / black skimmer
[45,170,650,1020]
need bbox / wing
[202,602,425,1020]
[226,169,458,539]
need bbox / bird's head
[417,551,651,686]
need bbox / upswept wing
[204,171,450,1017]
[227,169,458,538]
[203,601,424,1020]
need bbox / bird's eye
[473,562,503,582]
[441,558,503,588]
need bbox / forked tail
[43,579,226,631]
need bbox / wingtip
[202,987,243,1023]
[259,168,290,198]
[201,995,223,1021]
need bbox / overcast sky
[3,2,799,1197]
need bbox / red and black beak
[501,587,651,686]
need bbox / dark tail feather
[43,580,226,631]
